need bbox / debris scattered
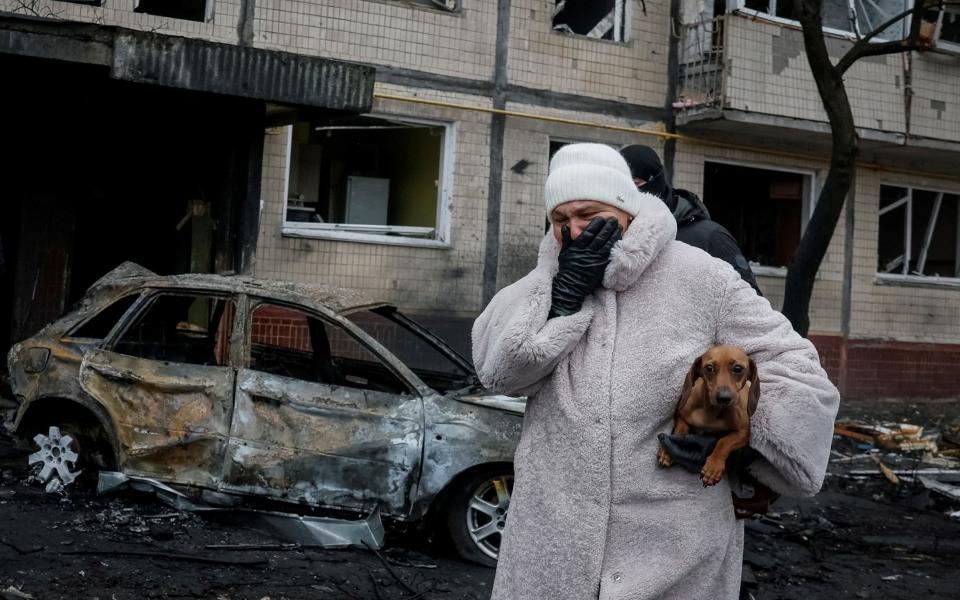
[0,586,33,600]
[871,455,900,485]
[831,418,960,523]
[917,476,960,502]
[97,471,385,549]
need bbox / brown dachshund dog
[657,345,760,487]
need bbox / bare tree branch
[840,5,915,58]
[10,0,66,20]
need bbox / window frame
[280,115,456,249]
[935,4,960,53]
[875,182,960,287]
[727,0,909,44]
[244,297,422,396]
[341,305,478,393]
[105,290,239,366]
[133,0,215,23]
[63,292,143,342]
[702,158,817,277]
[551,0,631,44]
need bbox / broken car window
[68,294,140,340]
[250,303,410,396]
[345,309,473,393]
[113,294,235,366]
[553,0,628,42]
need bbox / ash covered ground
[2,398,959,600]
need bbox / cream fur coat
[472,194,840,600]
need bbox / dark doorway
[0,54,264,361]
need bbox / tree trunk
[781,0,858,336]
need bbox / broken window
[68,294,140,340]
[113,294,235,366]
[877,185,960,278]
[283,116,452,243]
[134,0,213,23]
[396,0,459,11]
[732,0,906,38]
[250,303,410,395]
[344,307,473,393]
[939,5,960,46]
[553,0,629,42]
[853,0,909,39]
[703,162,811,269]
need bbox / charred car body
[7,263,522,566]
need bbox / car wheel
[25,421,113,493]
[445,467,513,568]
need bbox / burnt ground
[1,398,959,600]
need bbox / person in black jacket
[620,145,762,296]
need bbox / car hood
[455,393,526,416]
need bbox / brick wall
[251,305,311,352]
[811,335,960,400]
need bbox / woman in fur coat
[472,143,839,600]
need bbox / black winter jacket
[667,188,762,295]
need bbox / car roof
[90,262,388,314]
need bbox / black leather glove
[657,433,717,474]
[548,217,622,319]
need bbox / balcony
[673,12,960,174]
[676,16,726,111]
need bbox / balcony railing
[676,16,726,110]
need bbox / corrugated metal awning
[112,33,373,112]
[0,16,374,113]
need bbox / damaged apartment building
[1,0,959,400]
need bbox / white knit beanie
[545,143,645,221]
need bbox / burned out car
[7,263,522,566]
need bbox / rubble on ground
[831,417,960,521]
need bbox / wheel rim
[466,474,513,561]
[28,426,82,492]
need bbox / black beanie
[620,145,670,203]
[620,145,663,181]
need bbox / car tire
[444,466,514,568]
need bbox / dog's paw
[700,458,725,487]
[657,447,674,468]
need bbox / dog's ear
[677,356,702,411]
[747,358,761,416]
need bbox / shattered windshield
[344,307,476,393]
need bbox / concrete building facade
[2,0,958,399]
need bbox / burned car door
[222,300,424,517]
[78,292,239,487]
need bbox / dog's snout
[716,389,734,405]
